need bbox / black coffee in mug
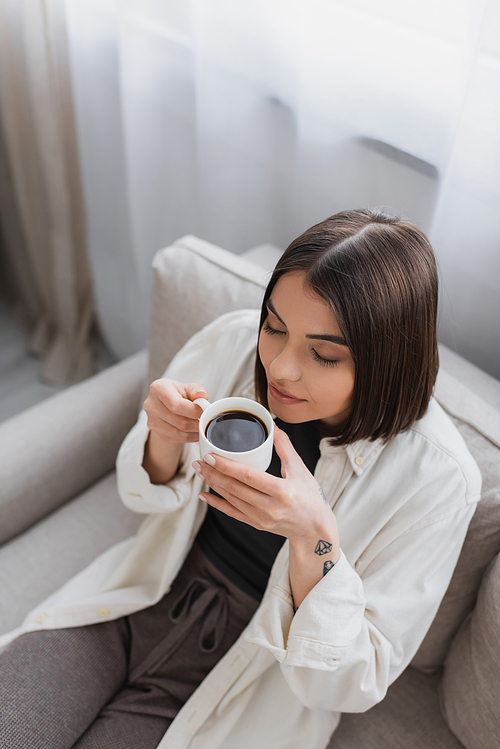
[205,410,268,452]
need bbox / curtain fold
[63,0,500,379]
[0,0,95,385]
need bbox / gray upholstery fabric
[413,370,500,671]
[439,345,500,412]
[440,553,500,749]
[0,471,143,636]
[327,667,465,749]
[240,244,283,270]
[147,236,267,389]
[412,421,500,671]
[0,350,146,545]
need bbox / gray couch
[1,235,499,748]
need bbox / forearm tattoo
[315,539,335,576]
[315,539,332,555]
[323,560,334,576]
[318,485,328,504]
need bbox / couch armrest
[0,350,147,545]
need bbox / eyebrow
[266,299,348,347]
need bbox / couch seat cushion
[0,471,143,636]
[327,667,465,749]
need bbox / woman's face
[258,272,355,426]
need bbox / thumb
[273,424,306,478]
[185,383,208,402]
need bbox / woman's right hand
[142,379,208,484]
[143,379,208,445]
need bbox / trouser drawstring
[128,577,229,682]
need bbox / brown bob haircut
[254,208,439,446]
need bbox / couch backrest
[149,235,500,671]
[147,236,268,389]
[412,356,500,670]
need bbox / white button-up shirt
[0,310,481,749]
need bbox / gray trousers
[0,543,259,749]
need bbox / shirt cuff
[116,411,198,514]
[246,550,366,670]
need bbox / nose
[269,345,301,383]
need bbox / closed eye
[311,349,340,367]
[264,321,340,367]
[263,320,285,336]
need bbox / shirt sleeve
[115,310,260,515]
[116,409,198,514]
[246,464,479,713]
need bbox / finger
[273,425,307,478]
[152,380,204,422]
[146,402,200,436]
[185,383,209,411]
[199,469,264,511]
[198,491,257,527]
[197,478,285,535]
[193,458,249,499]
[147,416,200,443]
[200,453,280,497]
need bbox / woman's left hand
[192,424,340,607]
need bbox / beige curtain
[0,0,95,385]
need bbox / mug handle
[193,398,211,412]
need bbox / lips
[268,381,306,405]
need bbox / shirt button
[36,612,46,624]
[355,455,364,466]
[99,608,110,618]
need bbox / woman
[0,209,481,749]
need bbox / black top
[196,418,322,600]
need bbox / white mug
[194,396,274,471]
